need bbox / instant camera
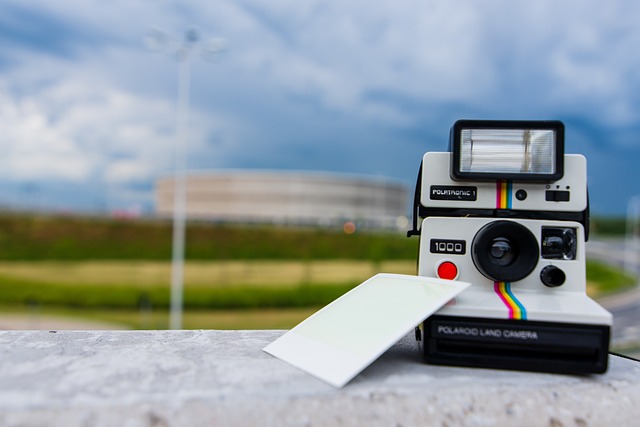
[407,120,612,374]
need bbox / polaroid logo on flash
[430,185,477,201]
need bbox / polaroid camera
[407,120,612,374]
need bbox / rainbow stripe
[496,180,512,209]
[494,281,527,320]
[494,180,526,319]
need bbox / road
[587,238,640,357]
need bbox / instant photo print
[408,120,613,374]
[264,273,469,388]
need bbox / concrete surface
[0,330,639,427]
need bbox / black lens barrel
[472,221,539,282]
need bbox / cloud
[0,84,91,181]
[0,76,214,185]
[1,0,640,214]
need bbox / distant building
[155,170,408,228]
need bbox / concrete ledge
[1,330,639,426]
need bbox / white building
[155,170,408,228]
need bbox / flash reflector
[451,120,564,181]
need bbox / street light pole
[169,33,196,330]
[146,28,225,330]
[625,196,640,283]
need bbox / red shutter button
[436,261,459,280]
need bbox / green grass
[590,216,627,236]
[0,259,632,311]
[0,277,357,310]
[0,259,415,310]
[1,259,633,331]
[586,260,635,296]
[0,212,635,330]
[0,260,415,287]
[0,213,417,261]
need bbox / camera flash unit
[450,120,564,182]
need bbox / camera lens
[489,238,515,266]
[472,221,539,282]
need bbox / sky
[1,0,639,216]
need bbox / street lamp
[625,196,640,282]
[146,28,225,329]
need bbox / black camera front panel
[424,315,610,374]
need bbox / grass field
[0,212,634,330]
[0,213,417,261]
[0,260,415,324]
[0,260,415,288]
[0,258,634,330]
[0,259,628,295]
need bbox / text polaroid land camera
[407,120,613,374]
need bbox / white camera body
[419,215,610,325]
[419,152,588,213]
[409,120,612,374]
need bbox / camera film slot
[430,239,466,255]
[496,181,513,209]
[494,281,527,320]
